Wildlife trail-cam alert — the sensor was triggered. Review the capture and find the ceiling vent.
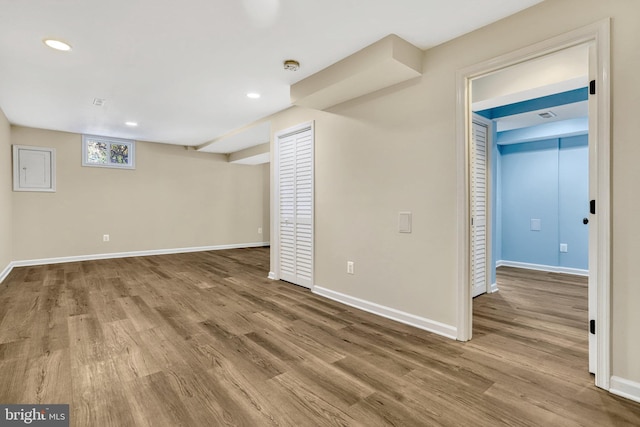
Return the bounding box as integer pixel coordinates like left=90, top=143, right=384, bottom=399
left=93, top=98, right=106, bottom=107
left=538, top=111, right=557, bottom=119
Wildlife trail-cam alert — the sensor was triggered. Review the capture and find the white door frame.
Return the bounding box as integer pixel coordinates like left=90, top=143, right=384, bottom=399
left=269, top=121, right=315, bottom=289
left=455, top=20, right=611, bottom=390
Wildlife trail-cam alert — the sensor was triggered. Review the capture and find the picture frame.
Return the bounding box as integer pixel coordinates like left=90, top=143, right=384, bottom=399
left=82, top=134, right=135, bottom=169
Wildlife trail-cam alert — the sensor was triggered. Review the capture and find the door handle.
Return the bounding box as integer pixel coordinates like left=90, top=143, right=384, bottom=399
left=583, top=218, right=589, bottom=224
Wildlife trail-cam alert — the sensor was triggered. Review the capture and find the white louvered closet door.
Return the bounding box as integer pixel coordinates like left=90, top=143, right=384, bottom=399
left=471, top=120, right=488, bottom=297
left=278, top=126, right=313, bottom=288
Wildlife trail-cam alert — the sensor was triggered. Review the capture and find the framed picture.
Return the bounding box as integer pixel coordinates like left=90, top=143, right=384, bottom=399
left=82, top=134, right=135, bottom=169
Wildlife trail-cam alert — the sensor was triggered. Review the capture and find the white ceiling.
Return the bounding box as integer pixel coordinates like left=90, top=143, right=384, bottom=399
left=0, top=0, right=542, bottom=148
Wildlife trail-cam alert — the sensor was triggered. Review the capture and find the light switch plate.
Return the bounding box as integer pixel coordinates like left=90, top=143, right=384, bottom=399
left=399, top=212, right=412, bottom=233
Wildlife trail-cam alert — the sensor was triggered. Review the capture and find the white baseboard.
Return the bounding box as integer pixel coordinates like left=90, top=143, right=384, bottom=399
left=0, top=262, right=13, bottom=284
left=497, top=260, right=588, bottom=276
left=313, top=285, right=457, bottom=340
left=490, top=282, right=499, bottom=293
left=610, top=376, right=640, bottom=404
left=268, top=271, right=276, bottom=280
left=9, top=242, right=270, bottom=270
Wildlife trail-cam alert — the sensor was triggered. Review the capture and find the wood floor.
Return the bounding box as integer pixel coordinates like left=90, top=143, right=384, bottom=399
left=1, top=248, right=639, bottom=426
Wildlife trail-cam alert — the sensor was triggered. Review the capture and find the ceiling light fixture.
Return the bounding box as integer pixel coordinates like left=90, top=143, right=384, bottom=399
left=247, top=92, right=261, bottom=99
left=283, top=59, right=300, bottom=71
left=43, top=39, right=72, bottom=51
left=125, top=121, right=138, bottom=127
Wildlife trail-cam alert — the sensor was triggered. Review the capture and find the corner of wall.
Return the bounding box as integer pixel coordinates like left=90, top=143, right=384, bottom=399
left=0, top=107, right=12, bottom=281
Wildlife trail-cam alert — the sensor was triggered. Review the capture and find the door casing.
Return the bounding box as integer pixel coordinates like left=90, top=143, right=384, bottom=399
left=455, top=20, right=611, bottom=390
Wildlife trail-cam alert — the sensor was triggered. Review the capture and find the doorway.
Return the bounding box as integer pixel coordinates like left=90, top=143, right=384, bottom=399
left=456, top=20, right=611, bottom=390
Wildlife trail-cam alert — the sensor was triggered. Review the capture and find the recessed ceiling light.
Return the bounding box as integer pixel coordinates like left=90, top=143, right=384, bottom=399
left=247, top=92, right=261, bottom=99
left=43, top=39, right=72, bottom=51
left=125, top=121, right=138, bottom=127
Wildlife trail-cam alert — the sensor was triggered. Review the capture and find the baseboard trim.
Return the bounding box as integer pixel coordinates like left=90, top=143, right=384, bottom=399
left=497, top=260, right=588, bottom=276
left=610, top=376, right=640, bottom=404
left=313, top=285, right=457, bottom=340
left=268, top=271, right=276, bottom=280
left=11, top=242, right=271, bottom=269
left=0, top=262, right=14, bottom=284
left=490, top=282, right=499, bottom=293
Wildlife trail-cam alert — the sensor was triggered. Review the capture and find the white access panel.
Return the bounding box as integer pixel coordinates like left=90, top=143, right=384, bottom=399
left=13, top=145, right=56, bottom=192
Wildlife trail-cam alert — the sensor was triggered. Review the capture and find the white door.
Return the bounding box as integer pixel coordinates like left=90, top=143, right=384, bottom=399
left=277, top=124, right=314, bottom=288
left=471, top=119, right=489, bottom=297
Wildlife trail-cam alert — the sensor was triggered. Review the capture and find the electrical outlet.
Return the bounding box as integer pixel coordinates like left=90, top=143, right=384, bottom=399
left=560, top=243, right=568, bottom=253
left=103, top=234, right=110, bottom=242
left=258, top=227, right=263, bottom=234
left=347, top=261, right=354, bottom=275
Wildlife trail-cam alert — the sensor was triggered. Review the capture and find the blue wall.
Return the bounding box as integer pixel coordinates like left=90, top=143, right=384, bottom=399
left=498, top=134, right=588, bottom=271
left=558, top=136, right=589, bottom=269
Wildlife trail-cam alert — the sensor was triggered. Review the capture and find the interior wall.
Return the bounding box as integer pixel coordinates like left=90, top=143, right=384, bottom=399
left=11, top=126, right=269, bottom=261
left=271, top=99, right=459, bottom=325
left=501, top=139, right=560, bottom=266
left=0, top=108, right=11, bottom=274
left=269, top=0, right=640, bottom=385
left=499, top=135, right=588, bottom=270
left=558, top=135, right=589, bottom=269
left=261, top=162, right=271, bottom=242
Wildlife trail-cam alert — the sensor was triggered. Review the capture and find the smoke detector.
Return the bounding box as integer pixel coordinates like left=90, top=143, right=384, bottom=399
left=283, top=60, right=300, bottom=71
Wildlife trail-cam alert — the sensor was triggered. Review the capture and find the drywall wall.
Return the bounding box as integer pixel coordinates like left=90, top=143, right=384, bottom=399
left=501, top=138, right=561, bottom=268
left=558, top=136, right=589, bottom=269
left=0, top=108, right=11, bottom=276
left=500, top=136, right=588, bottom=270
left=261, top=162, right=270, bottom=242
left=268, top=0, right=640, bottom=385
left=11, top=126, right=269, bottom=261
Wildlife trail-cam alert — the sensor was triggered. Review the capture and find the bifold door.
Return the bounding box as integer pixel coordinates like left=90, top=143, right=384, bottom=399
left=277, top=125, right=313, bottom=288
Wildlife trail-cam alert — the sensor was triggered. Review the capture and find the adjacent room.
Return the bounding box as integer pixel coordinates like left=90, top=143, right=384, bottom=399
left=1, top=0, right=640, bottom=425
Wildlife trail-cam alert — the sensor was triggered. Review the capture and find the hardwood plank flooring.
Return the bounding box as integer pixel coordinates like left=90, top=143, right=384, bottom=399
left=1, top=249, right=639, bottom=426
